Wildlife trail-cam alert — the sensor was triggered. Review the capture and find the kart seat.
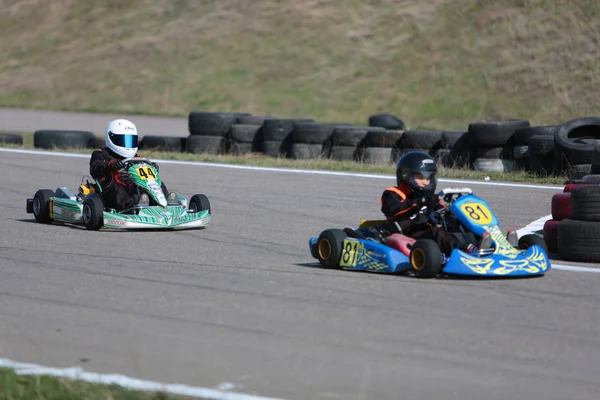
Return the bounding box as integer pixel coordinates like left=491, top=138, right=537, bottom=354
left=385, top=233, right=416, bottom=257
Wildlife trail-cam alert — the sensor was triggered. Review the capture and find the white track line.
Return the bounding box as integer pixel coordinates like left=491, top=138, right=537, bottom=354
left=0, top=148, right=564, bottom=189
left=0, top=358, right=285, bottom=400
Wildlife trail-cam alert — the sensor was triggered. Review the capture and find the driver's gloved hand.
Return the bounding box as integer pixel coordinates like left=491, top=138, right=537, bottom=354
left=150, top=162, right=159, bottom=172
left=108, top=159, right=125, bottom=171
left=428, top=211, right=441, bottom=225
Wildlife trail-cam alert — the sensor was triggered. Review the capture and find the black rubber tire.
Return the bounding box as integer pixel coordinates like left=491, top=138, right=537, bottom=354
left=528, top=135, right=555, bottom=156
left=0, top=133, right=23, bottom=145
left=329, top=145, right=358, bottom=161
left=543, top=219, right=559, bottom=253
left=568, top=164, right=592, bottom=180
left=89, top=136, right=105, bottom=149
left=316, top=229, right=347, bottom=269
left=236, top=115, right=275, bottom=125
left=474, top=145, right=513, bottom=159
left=363, top=147, right=393, bottom=164
left=230, top=124, right=261, bottom=143
left=328, top=127, right=370, bottom=147
left=551, top=193, right=572, bottom=221
left=289, top=143, right=325, bottom=159
left=262, top=140, right=285, bottom=158
left=188, top=112, right=243, bottom=136
left=440, top=131, right=468, bottom=149
left=186, top=135, right=226, bottom=154
left=472, top=158, right=507, bottom=172
left=368, top=113, right=406, bottom=130
left=32, top=189, right=55, bottom=223
left=512, top=145, right=529, bottom=160
left=262, top=119, right=295, bottom=141
left=139, top=135, right=186, bottom=152
left=571, top=186, right=600, bottom=222
left=410, top=238, right=443, bottom=278
left=557, top=218, right=600, bottom=262
left=364, top=130, right=403, bottom=148
left=82, top=193, right=104, bottom=231
left=518, top=234, right=548, bottom=253
left=189, top=194, right=211, bottom=215
left=291, top=122, right=337, bottom=144
left=512, top=125, right=558, bottom=145
left=230, top=142, right=254, bottom=155
left=398, top=130, right=443, bottom=151
left=34, top=130, right=94, bottom=149
left=467, top=120, right=530, bottom=147
left=554, top=117, right=600, bottom=165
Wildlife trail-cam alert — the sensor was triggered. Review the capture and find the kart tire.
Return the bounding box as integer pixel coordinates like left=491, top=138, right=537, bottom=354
left=32, top=189, right=55, bottom=224
left=543, top=219, right=559, bottom=253
left=551, top=193, right=571, bottom=221
left=189, top=194, right=211, bottom=215
left=518, top=234, right=548, bottom=253
left=571, top=185, right=600, bottom=222
left=410, top=238, right=443, bottom=279
left=82, top=193, right=104, bottom=231
left=316, top=229, right=347, bottom=269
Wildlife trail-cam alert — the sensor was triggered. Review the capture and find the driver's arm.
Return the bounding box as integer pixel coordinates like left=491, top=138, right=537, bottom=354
left=89, top=149, right=116, bottom=179
left=381, top=190, right=420, bottom=220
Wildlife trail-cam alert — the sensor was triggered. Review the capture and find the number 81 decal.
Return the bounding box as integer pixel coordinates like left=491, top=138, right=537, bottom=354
left=339, top=239, right=360, bottom=267
left=459, top=203, right=493, bottom=225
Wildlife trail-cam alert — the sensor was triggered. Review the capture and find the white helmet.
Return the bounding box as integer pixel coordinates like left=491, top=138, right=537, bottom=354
left=105, top=119, right=139, bottom=158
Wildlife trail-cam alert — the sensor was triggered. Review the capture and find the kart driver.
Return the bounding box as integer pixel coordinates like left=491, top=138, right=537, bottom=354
left=89, top=119, right=176, bottom=212
left=380, top=151, right=491, bottom=255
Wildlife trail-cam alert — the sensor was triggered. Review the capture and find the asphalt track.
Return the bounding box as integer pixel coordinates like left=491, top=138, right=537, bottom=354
left=1, top=110, right=600, bottom=400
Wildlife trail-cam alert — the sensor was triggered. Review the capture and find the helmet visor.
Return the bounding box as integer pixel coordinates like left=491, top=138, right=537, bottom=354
left=109, top=132, right=138, bottom=148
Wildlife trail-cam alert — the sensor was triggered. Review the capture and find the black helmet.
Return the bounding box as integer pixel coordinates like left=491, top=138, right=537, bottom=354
left=396, top=151, right=437, bottom=195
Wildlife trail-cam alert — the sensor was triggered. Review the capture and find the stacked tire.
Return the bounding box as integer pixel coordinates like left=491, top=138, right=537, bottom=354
left=187, top=111, right=250, bottom=155
left=557, top=185, right=600, bottom=262
left=543, top=189, right=573, bottom=252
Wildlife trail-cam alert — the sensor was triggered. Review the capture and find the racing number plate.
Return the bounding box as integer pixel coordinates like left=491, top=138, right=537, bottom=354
left=136, top=166, right=157, bottom=180
left=339, top=239, right=360, bottom=267
left=460, top=202, right=493, bottom=225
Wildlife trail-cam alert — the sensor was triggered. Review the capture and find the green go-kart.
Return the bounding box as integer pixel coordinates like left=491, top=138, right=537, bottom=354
left=26, top=157, right=211, bottom=230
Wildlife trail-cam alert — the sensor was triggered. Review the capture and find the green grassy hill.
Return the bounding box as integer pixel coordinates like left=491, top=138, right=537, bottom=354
left=1, top=0, right=599, bottom=129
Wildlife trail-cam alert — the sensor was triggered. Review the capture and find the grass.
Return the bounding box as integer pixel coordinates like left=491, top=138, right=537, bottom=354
left=0, top=368, right=185, bottom=400
left=0, top=1, right=599, bottom=130
left=1, top=131, right=567, bottom=185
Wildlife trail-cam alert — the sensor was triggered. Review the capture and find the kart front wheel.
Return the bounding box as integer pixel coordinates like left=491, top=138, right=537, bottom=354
left=410, top=239, right=443, bottom=278
left=518, top=234, right=548, bottom=253
left=189, top=194, right=211, bottom=215
left=82, top=193, right=104, bottom=231
left=317, top=229, right=347, bottom=269
left=33, top=189, right=55, bottom=223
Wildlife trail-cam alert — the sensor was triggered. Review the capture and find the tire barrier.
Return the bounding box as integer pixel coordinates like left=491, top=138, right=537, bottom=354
left=22, top=112, right=600, bottom=179
left=0, top=132, right=23, bottom=145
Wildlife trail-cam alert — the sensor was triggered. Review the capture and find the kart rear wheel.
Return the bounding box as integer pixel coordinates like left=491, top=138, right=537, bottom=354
left=317, top=229, right=347, bottom=269
left=189, top=194, right=211, bottom=214
left=410, top=239, right=443, bottom=278
left=518, top=234, right=548, bottom=253
left=82, top=193, right=104, bottom=231
left=32, top=189, right=55, bottom=223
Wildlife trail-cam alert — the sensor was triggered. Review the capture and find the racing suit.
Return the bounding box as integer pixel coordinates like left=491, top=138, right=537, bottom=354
left=89, top=147, right=168, bottom=212
left=381, top=183, right=469, bottom=255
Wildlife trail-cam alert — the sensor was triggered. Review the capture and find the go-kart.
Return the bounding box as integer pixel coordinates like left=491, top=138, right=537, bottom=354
left=26, top=157, right=211, bottom=230
left=309, top=188, right=550, bottom=278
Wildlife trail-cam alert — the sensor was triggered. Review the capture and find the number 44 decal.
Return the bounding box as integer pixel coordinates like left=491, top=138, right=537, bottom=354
left=136, top=166, right=157, bottom=180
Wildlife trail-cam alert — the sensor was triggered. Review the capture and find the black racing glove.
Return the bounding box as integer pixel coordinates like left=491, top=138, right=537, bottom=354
left=150, top=162, right=159, bottom=172
left=108, top=159, right=125, bottom=171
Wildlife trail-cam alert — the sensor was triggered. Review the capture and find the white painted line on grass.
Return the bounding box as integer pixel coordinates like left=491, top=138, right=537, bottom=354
left=0, top=358, right=285, bottom=400
left=0, top=148, right=564, bottom=190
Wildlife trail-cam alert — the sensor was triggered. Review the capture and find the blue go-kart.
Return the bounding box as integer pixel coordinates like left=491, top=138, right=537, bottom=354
left=309, top=188, right=551, bottom=278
